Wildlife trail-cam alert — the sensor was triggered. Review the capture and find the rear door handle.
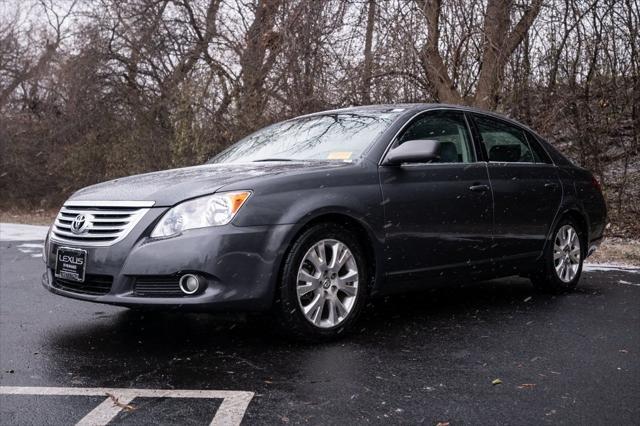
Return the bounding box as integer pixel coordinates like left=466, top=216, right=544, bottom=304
left=544, top=182, right=558, bottom=189
left=469, top=184, right=490, bottom=192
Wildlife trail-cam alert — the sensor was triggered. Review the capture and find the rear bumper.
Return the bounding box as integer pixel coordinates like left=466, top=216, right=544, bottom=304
left=43, top=221, right=295, bottom=311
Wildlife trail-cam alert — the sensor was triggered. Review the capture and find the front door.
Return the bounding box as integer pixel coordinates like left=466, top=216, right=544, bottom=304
left=379, top=110, right=493, bottom=281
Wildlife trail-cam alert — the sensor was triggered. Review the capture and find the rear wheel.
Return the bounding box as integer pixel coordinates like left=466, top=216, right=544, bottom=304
left=276, top=223, right=369, bottom=340
left=531, top=218, right=584, bottom=293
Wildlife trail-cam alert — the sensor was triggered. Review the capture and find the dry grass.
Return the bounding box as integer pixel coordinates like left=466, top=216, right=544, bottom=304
left=0, top=208, right=638, bottom=266
left=589, top=237, right=640, bottom=266
left=0, top=209, right=58, bottom=226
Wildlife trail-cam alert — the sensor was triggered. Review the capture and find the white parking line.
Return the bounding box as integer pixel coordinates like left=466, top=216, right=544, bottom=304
left=0, top=386, right=254, bottom=425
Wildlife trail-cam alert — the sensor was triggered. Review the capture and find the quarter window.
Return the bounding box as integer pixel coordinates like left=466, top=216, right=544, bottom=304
left=396, top=111, right=474, bottom=163
left=524, top=131, right=552, bottom=164
left=474, top=115, right=535, bottom=163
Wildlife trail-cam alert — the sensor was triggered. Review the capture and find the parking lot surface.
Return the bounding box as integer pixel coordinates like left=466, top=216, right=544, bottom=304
left=1, top=240, right=639, bottom=424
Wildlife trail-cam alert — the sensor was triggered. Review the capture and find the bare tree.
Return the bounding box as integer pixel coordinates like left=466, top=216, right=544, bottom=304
left=1, top=0, right=638, bottom=236
left=0, top=0, right=77, bottom=108
left=418, top=0, right=543, bottom=108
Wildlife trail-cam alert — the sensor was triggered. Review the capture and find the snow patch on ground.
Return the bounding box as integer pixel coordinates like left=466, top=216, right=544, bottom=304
left=0, top=223, right=49, bottom=241
left=583, top=263, right=640, bottom=273
left=17, top=243, right=43, bottom=258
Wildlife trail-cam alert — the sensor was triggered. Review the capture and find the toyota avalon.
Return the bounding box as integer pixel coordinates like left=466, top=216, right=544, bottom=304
left=43, top=104, right=607, bottom=339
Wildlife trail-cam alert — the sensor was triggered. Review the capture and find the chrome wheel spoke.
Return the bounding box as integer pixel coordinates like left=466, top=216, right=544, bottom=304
left=298, top=269, right=319, bottom=283
left=304, top=294, right=325, bottom=325
left=338, top=282, right=357, bottom=297
left=297, top=270, right=321, bottom=297
left=297, top=281, right=319, bottom=298
left=569, top=248, right=581, bottom=263
left=334, top=297, right=349, bottom=317
left=307, top=248, right=324, bottom=270
left=339, top=269, right=358, bottom=283
left=553, top=249, right=563, bottom=261
left=326, top=242, right=342, bottom=269
left=336, top=249, right=352, bottom=270
left=327, top=299, right=337, bottom=324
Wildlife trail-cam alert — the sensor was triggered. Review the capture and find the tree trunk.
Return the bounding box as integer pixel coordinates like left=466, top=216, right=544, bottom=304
left=361, top=0, right=376, bottom=105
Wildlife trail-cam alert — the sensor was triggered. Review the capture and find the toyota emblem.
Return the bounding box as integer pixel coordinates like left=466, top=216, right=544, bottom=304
left=70, top=214, right=92, bottom=234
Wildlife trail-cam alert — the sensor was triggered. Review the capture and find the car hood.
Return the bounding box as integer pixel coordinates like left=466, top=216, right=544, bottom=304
left=68, top=161, right=345, bottom=206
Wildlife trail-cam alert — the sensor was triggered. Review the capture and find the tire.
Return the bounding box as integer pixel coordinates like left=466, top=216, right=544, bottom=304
left=531, top=217, right=585, bottom=293
left=275, top=222, right=369, bottom=340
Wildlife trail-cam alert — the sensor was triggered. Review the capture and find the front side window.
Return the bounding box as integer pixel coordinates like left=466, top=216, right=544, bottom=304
left=473, top=115, right=535, bottom=163
left=395, top=110, right=474, bottom=163
left=211, top=110, right=402, bottom=163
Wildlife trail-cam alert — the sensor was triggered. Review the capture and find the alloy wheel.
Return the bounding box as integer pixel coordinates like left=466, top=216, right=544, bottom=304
left=553, top=224, right=581, bottom=283
left=296, top=239, right=359, bottom=328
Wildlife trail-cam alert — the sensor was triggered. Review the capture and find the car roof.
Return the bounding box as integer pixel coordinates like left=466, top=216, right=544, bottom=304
left=310, top=103, right=518, bottom=122
left=307, top=103, right=543, bottom=137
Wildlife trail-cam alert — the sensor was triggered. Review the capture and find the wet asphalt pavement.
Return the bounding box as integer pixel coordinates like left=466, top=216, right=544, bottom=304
left=1, top=241, right=639, bottom=425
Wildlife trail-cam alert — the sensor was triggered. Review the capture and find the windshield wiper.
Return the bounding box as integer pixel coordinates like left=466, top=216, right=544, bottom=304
left=252, top=158, right=294, bottom=162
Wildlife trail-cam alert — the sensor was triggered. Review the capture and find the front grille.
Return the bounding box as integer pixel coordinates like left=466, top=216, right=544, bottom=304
left=51, top=201, right=154, bottom=246
left=134, top=276, right=185, bottom=297
left=52, top=274, right=113, bottom=296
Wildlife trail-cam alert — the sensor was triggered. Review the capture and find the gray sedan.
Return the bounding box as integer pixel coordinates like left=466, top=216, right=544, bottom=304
left=43, top=104, right=607, bottom=339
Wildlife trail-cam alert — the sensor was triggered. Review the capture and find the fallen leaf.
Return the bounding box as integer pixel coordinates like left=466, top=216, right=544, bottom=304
left=619, top=349, right=628, bottom=354
left=105, top=392, right=136, bottom=412
left=492, top=378, right=502, bottom=385
left=436, top=422, right=450, bottom=426
left=524, top=296, right=532, bottom=302
left=517, top=383, right=536, bottom=389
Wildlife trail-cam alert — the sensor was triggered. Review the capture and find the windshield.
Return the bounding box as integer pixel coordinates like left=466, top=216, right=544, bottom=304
left=210, top=110, right=402, bottom=163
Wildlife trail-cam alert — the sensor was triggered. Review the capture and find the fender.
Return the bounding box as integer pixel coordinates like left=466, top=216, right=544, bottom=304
left=540, top=200, right=590, bottom=260
left=279, top=205, right=386, bottom=290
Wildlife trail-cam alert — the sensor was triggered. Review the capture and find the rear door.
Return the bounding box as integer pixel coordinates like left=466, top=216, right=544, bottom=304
left=470, top=114, right=562, bottom=262
left=379, top=109, right=493, bottom=281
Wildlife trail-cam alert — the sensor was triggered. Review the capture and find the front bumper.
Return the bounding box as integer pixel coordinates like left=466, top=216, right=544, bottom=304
left=43, top=209, right=294, bottom=311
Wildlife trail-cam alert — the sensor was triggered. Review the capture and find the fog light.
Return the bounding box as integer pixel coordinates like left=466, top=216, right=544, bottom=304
left=179, top=274, right=200, bottom=295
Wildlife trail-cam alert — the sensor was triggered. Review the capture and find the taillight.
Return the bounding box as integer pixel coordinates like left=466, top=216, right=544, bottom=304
left=591, top=174, right=602, bottom=192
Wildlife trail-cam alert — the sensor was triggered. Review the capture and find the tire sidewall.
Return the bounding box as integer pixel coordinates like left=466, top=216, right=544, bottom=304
left=278, top=223, right=369, bottom=339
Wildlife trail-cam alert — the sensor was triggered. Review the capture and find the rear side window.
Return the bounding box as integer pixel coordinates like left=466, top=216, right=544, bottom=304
left=396, top=110, right=474, bottom=163
left=473, top=115, right=535, bottom=163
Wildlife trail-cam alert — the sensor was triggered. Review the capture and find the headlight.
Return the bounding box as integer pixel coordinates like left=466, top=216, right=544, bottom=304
left=151, top=191, right=251, bottom=238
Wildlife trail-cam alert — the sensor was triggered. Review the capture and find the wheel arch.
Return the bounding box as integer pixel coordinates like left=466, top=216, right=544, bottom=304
left=276, top=210, right=383, bottom=298
left=545, top=206, right=591, bottom=258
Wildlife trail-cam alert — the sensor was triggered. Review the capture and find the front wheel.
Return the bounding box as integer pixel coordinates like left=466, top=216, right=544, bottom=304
left=276, top=223, right=369, bottom=340
left=531, top=218, right=584, bottom=293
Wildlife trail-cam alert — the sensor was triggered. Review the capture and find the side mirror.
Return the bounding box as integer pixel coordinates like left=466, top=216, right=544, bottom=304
left=382, top=139, right=441, bottom=166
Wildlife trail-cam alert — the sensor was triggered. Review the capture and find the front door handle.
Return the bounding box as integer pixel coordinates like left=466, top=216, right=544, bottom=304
left=469, top=184, right=490, bottom=192
left=544, top=182, right=559, bottom=189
